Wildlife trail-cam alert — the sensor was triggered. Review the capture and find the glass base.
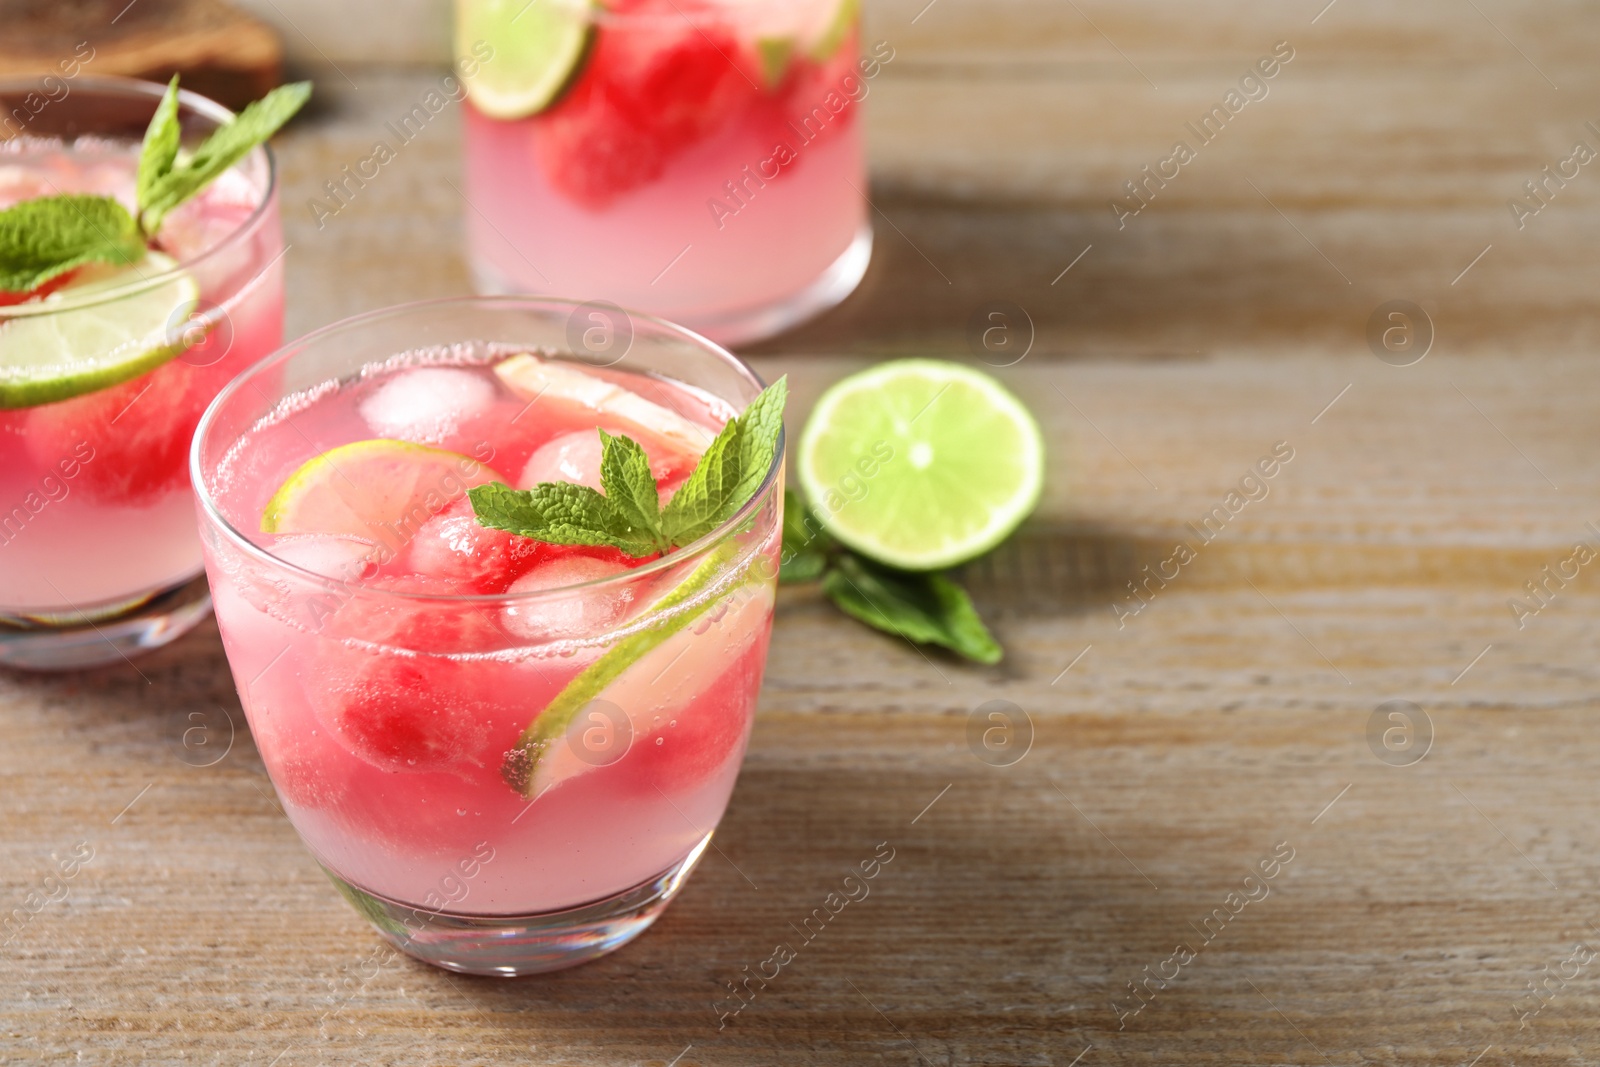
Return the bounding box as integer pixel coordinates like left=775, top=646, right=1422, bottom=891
left=325, top=832, right=714, bottom=977
left=469, top=224, right=873, bottom=348
left=0, top=574, right=212, bottom=671
left=692, top=223, right=873, bottom=346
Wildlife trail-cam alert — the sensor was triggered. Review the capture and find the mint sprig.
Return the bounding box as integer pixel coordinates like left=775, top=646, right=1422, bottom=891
left=137, top=77, right=312, bottom=235
left=0, top=195, right=144, bottom=292
left=780, top=488, right=1003, bottom=665
left=824, top=555, right=1001, bottom=664
left=0, top=75, right=309, bottom=294
left=470, top=377, right=788, bottom=554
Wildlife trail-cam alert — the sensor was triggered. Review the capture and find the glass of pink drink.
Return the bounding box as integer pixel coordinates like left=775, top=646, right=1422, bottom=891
left=458, top=0, right=875, bottom=344
left=0, top=77, right=284, bottom=669
left=193, top=297, right=781, bottom=975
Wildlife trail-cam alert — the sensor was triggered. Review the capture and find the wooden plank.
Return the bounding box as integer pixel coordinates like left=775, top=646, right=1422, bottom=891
left=242, top=0, right=1597, bottom=72
left=5, top=659, right=1600, bottom=1064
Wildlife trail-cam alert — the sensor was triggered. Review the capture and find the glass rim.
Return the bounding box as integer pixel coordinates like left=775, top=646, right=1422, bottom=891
left=0, top=74, right=278, bottom=319
left=190, top=294, right=784, bottom=606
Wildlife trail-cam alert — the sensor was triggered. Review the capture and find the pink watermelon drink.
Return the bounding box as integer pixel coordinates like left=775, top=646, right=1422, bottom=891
left=193, top=298, right=783, bottom=975
left=458, top=0, right=873, bottom=344
left=0, top=77, right=303, bottom=669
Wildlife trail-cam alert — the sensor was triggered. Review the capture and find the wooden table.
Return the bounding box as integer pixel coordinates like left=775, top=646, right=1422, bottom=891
left=7, top=1, right=1600, bottom=1063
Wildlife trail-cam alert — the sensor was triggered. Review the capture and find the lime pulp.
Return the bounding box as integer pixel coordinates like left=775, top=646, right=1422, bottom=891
left=0, top=252, right=200, bottom=410
left=796, top=359, right=1045, bottom=570
left=456, top=0, right=594, bottom=120
left=261, top=439, right=500, bottom=549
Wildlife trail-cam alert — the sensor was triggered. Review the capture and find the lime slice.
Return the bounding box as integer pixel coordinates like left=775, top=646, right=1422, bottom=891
left=262, top=439, right=501, bottom=553
left=756, top=35, right=795, bottom=88
left=0, top=252, right=199, bottom=410
left=494, top=353, right=714, bottom=456
left=457, top=0, right=594, bottom=120
left=700, top=0, right=854, bottom=64
left=502, top=539, right=750, bottom=798
left=518, top=563, right=773, bottom=798
left=797, top=360, right=1044, bottom=570
left=806, top=0, right=858, bottom=60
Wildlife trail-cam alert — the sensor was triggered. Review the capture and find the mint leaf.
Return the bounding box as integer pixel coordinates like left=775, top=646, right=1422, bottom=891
left=137, top=76, right=182, bottom=211
left=659, top=376, right=787, bottom=546
left=781, top=548, right=829, bottom=583
left=779, top=488, right=832, bottom=582
left=598, top=429, right=667, bottom=552
left=660, top=417, right=742, bottom=546
left=468, top=480, right=658, bottom=557
left=0, top=195, right=144, bottom=293
left=140, top=80, right=311, bottom=234
left=779, top=485, right=1006, bottom=662
left=822, top=553, right=1002, bottom=664
left=472, top=376, right=788, bottom=555
left=731, top=375, right=787, bottom=506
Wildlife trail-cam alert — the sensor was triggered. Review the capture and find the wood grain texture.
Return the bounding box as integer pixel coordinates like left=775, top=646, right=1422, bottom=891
left=7, top=1, right=1600, bottom=1063
left=0, top=0, right=283, bottom=110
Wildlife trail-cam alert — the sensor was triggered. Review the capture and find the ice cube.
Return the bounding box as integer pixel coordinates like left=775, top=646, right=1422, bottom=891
left=518, top=429, right=696, bottom=493
left=247, top=534, right=379, bottom=631
left=501, top=556, right=633, bottom=641
left=359, top=367, right=495, bottom=445
left=519, top=430, right=605, bottom=490
left=270, top=534, right=379, bottom=581
left=403, top=497, right=543, bottom=592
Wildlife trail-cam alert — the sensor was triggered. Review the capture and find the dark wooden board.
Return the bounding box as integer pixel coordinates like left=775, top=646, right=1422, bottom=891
left=0, top=0, right=282, bottom=111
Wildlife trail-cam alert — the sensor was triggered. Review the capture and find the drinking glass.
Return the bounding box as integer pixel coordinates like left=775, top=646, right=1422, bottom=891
left=192, top=297, right=781, bottom=975
left=457, top=0, right=873, bottom=344
left=0, top=77, right=284, bottom=669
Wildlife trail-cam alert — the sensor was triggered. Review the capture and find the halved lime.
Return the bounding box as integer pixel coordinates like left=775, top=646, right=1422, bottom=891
left=0, top=252, right=199, bottom=410
left=262, top=439, right=500, bottom=553
left=457, top=0, right=594, bottom=120
left=797, top=360, right=1044, bottom=570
